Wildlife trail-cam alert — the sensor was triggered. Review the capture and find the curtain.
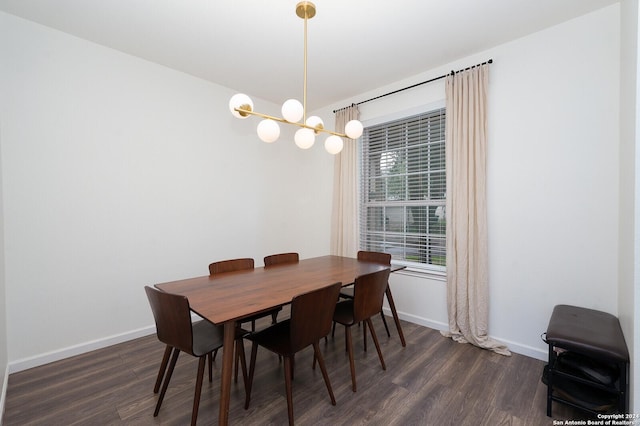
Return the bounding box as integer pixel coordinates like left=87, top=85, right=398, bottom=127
left=442, top=65, right=510, bottom=356
left=330, top=105, right=360, bottom=257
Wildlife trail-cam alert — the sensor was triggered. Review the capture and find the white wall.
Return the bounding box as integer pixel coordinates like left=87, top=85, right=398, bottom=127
left=0, top=11, right=335, bottom=368
left=317, top=4, right=622, bottom=360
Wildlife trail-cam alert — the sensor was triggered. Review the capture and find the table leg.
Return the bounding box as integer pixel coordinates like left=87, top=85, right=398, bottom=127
left=219, top=321, right=236, bottom=426
left=385, top=285, right=406, bottom=347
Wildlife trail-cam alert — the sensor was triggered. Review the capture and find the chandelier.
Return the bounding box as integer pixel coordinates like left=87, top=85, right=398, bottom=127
left=228, top=1, right=363, bottom=155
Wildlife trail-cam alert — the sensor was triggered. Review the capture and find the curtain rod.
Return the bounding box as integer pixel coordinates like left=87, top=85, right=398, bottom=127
left=333, top=59, right=493, bottom=113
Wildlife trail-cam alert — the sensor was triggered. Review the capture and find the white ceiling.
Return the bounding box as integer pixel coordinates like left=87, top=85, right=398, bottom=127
left=0, top=0, right=620, bottom=110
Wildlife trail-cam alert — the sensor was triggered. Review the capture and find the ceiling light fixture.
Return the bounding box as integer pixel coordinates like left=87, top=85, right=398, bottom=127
left=228, top=1, right=363, bottom=155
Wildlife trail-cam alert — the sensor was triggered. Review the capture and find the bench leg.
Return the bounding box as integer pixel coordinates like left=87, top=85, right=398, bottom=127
left=546, top=343, right=554, bottom=417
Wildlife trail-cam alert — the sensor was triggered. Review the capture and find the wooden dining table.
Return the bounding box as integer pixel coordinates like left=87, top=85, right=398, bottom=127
left=154, top=255, right=394, bottom=425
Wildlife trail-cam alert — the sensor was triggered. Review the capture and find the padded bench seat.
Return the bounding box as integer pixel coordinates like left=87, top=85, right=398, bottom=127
left=545, top=304, right=629, bottom=416
left=546, top=305, right=629, bottom=363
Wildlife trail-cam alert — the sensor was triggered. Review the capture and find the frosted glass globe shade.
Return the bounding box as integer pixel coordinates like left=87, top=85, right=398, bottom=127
left=324, top=135, right=344, bottom=154
left=294, top=128, right=315, bottom=149
left=257, top=119, right=280, bottom=143
left=345, top=119, right=364, bottom=139
left=282, top=99, right=304, bottom=123
left=305, top=115, right=324, bottom=129
left=229, top=93, right=253, bottom=119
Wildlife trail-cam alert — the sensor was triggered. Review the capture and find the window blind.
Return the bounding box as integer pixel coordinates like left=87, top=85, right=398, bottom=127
left=360, top=108, right=446, bottom=269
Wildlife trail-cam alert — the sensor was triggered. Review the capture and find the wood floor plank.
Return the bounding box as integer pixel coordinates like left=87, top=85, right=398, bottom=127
left=3, top=317, right=588, bottom=425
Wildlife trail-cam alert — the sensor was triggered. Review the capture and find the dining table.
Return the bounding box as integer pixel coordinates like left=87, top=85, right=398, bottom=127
left=154, top=255, right=401, bottom=425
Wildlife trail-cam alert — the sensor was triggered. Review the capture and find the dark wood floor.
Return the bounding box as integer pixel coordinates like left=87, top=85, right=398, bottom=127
left=4, top=314, right=586, bottom=425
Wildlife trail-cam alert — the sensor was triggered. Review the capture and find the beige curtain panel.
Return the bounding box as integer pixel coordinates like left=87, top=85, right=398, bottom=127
left=330, top=105, right=360, bottom=257
left=442, top=65, right=510, bottom=356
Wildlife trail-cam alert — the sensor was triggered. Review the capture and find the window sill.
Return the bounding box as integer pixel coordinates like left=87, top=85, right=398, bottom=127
left=391, top=263, right=446, bottom=282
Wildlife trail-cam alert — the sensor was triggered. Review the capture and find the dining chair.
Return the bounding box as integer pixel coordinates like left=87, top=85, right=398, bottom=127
left=209, top=258, right=282, bottom=332
left=244, top=282, right=342, bottom=426
left=336, top=251, right=392, bottom=338
left=144, top=286, right=248, bottom=426
left=208, top=258, right=282, bottom=381
left=151, top=295, right=219, bottom=396
left=332, top=268, right=391, bottom=392
left=149, top=287, right=215, bottom=396
left=263, top=252, right=299, bottom=267
left=208, top=257, right=254, bottom=274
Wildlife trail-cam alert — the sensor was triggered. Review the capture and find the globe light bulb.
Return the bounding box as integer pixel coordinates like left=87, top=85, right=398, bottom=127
left=305, top=115, right=324, bottom=131
left=345, top=119, right=364, bottom=139
left=324, top=135, right=344, bottom=154
left=228, top=93, right=253, bottom=119
left=281, top=99, right=304, bottom=123
left=294, top=128, right=315, bottom=149
left=257, top=119, right=280, bottom=143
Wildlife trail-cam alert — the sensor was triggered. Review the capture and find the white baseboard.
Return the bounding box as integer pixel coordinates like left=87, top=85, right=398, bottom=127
left=7, top=325, right=156, bottom=374
left=495, top=337, right=547, bottom=361
left=384, top=307, right=449, bottom=332
left=382, top=308, right=548, bottom=361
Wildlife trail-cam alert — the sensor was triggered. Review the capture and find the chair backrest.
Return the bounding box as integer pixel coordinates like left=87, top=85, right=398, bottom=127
left=264, top=252, right=299, bottom=267
left=145, top=286, right=194, bottom=355
left=353, top=269, right=391, bottom=323
left=357, top=250, right=391, bottom=266
left=209, top=258, right=254, bottom=275
left=289, top=282, right=342, bottom=352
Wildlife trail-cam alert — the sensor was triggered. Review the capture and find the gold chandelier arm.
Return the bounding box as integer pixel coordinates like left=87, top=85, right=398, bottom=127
left=234, top=107, right=349, bottom=138
left=234, top=108, right=289, bottom=123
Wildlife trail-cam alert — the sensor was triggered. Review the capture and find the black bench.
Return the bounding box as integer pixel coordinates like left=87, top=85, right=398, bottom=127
left=545, top=304, right=629, bottom=416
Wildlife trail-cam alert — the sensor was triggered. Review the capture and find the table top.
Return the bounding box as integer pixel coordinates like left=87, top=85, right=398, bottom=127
left=155, top=255, right=389, bottom=325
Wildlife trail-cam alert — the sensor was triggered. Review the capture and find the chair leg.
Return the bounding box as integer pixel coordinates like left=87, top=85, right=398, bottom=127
left=385, top=284, right=406, bottom=346
left=345, top=326, right=356, bottom=392
left=313, top=342, right=336, bottom=406
left=363, top=321, right=367, bottom=352
left=234, top=343, right=240, bottom=383
left=245, top=341, right=259, bottom=410
left=208, top=352, right=213, bottom=382
left=236, top=338, right=249, bottom=392
left=344, top=326, right=349, bottom=353
left=366, top=318, right=386, bottom=370
left=154, top=345, right=172, bottom=393
left=191, top=356, right=206, bottom=426
left=155, top=348, right=180, bottom=416
left=283, top=356, right=295, bottom=426
left=291, top=354, right=295, bottom=381
left=212, top=348, right=218, bottom=362
left=380, top=311, right=391, bottom=337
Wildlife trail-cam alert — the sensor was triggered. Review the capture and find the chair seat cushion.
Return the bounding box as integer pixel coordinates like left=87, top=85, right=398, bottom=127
left=247, top=320, right=293, bottom=355
left=333, top=300, right=356, bottom=326
left=192, top=320, right=224, bottom=356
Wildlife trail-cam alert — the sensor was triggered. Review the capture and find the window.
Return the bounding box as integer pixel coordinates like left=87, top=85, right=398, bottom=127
left=360, top=107, right=446, bottom=272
